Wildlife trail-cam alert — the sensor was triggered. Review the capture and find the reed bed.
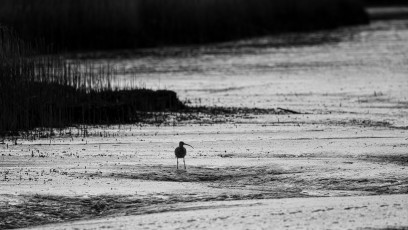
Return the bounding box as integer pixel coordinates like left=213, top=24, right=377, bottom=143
left=0, top=0, right=368, bottom=50
left=0, top=27, right=184, bottom=136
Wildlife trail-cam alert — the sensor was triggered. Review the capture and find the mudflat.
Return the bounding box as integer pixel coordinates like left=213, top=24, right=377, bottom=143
left=1, top=18, right=408, bottom=229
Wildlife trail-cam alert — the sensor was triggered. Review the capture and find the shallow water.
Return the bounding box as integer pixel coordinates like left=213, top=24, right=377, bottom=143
left=80, top=19, right=408, bottom=127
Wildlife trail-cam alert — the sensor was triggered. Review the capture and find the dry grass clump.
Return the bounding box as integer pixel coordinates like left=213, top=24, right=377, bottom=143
left=0, top=0, right=368, bottom=50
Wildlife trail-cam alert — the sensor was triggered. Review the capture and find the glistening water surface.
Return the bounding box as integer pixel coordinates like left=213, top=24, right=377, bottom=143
left=80, top=19, right=408, bottom=125
left=77, top=19, right=408, bottom=128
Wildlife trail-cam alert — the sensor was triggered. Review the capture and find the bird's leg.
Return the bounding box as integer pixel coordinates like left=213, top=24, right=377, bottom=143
left=183, top=158, right=186, bottom=169
left=177, top=158, right=179, bottom=169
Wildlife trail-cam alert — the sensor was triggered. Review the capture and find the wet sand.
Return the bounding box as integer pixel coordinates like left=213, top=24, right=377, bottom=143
left=28, top=194, right=408, bottom=230
left=1, top=17, right=408, bottom=229
left=1, top=116, right=407, bottom=229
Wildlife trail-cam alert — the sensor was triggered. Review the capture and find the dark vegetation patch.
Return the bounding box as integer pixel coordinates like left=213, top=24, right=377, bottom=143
left=0, top=80, right=185, bottom=136
left=0, top=0, right=368, bottom=50
left=0, top=27, right=185, bottom=137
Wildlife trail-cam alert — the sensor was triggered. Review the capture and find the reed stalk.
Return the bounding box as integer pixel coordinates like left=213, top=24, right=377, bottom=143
left=0, top=27, right=184, bottom=136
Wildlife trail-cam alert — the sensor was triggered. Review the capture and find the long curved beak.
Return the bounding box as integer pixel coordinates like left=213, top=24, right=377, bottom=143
left=184, top=143, right=194, bottom=149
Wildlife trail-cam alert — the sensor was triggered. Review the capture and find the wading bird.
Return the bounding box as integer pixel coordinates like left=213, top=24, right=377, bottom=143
left=175, top=141, right=194, bottom=169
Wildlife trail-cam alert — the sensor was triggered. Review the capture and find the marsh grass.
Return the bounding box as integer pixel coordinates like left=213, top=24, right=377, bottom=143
left=0, top=27, right=185, bottom=136
left=0, top=0, right=368, bottom=50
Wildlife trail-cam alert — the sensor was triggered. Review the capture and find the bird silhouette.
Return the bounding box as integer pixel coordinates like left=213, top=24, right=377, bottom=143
left=175, top=141, right=194, bottom=169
